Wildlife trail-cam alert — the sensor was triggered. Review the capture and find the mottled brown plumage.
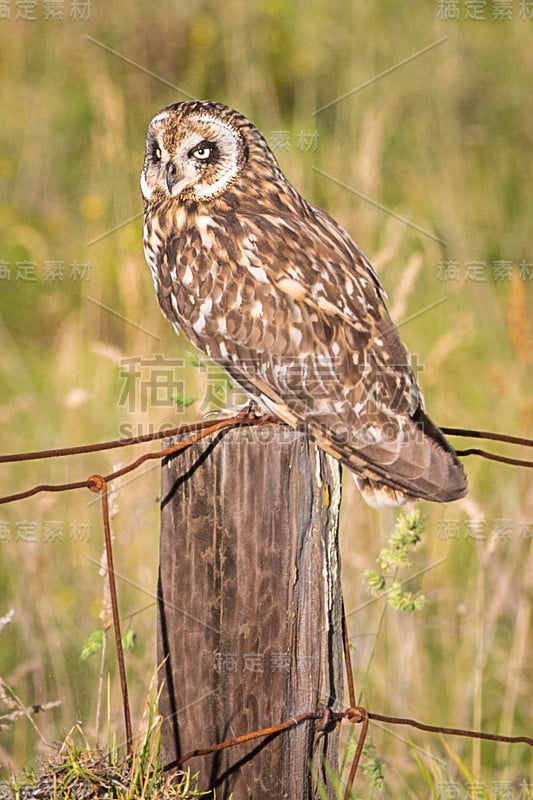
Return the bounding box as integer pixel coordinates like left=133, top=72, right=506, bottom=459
left=141, top=100, right=467, bottom=506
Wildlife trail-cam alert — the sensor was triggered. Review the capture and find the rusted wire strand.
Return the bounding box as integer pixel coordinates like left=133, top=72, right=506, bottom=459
left=97, top=416, right=263, bottom=484
left=442, top=426, right=533, bottom=468
left=174, top=710, right=323, bottom=768
left=89, top=475, right=133, bottom=754
left=164, top=704, right=532, bottom=778
left=2, top=421, right=533, bottom=506
left=366, top=711, right=533, bottom=745
left=342, top=600, right=362, bottom=798
left=170, top=640, right=529, bottom=790
left=342, top=598, right=356, bottom=710
left=0, top=417, right=268, bottom=506
left=344, top=709, right=369, bottom=800
left=453, top=448, right=533, bottom=469
left=341, top=599, right=533, bottom=793
left=1, top=423, right=533, bottom=467
left=0, top=417, right=235, bottom=464
left=0, top=479, right=94, bottom=506
left=2, top=416, right=533, bottom=787
left=441, top=427, right=533, bottom=448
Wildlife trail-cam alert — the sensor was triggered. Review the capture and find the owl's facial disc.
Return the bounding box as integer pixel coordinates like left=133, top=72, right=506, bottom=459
left=141, top=110, right=246, bottom=202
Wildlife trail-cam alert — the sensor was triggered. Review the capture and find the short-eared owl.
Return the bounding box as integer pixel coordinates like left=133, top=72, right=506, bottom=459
left=141, top=100, right=467, bottom=506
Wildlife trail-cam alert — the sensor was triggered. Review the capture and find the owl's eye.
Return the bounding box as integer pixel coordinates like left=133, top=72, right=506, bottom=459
left=151, top=141, right=162, bottom=163
left=189, top=141, right=216, bottom=162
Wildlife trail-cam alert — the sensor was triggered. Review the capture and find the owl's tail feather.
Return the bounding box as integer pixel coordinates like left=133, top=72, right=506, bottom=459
left=323, top=406, right=468, bottom=507
left=229, top=374, right=467, bottom=506
left=354, top=476, right=412, bottom=508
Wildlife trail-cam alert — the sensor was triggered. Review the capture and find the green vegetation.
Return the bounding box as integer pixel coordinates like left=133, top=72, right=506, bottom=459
left=365, top=509, right=427, bottom=612
left=0, top=2, right=532, bottom=796
left=1, top=712, right=215, bottom=799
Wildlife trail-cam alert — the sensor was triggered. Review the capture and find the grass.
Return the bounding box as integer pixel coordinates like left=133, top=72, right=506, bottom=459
left=0, top=1, right=532, bottom=796
left=0, top=713, right=214, bottom=799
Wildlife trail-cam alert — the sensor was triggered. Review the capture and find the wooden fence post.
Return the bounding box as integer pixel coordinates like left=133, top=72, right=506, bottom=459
left=157, top=423, right=344, bottom=799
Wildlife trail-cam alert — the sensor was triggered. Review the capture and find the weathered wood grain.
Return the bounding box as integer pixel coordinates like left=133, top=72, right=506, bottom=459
left=157, top=424, right=343, bottom=799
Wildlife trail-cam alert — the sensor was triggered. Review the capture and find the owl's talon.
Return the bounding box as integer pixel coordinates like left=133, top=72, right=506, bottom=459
left=200, top=407, right=241, bottom=421
left=235, top=400, right=262, bottom=420
left=200, top=401, right=266, bottom=423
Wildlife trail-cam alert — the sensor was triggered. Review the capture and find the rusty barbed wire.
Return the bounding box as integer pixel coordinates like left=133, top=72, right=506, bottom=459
left=453, top=448, right=533, bottom=469
left=163, top=703, right=532, bottom=794
left=0, top=415, right=271, bottom=506
left=1, top=422, right=532, bottom=476
left=342, top=599, right=357, bottom=709
left=1, top=422, right=532, bottom=507
left=344, top=707, right=369, bottom=800
left=175, top=710, right=323, bottom=767
left=341, top=598, right=363, bottom=798
left=88, top=474, right=133, bottom=755
left=0, top=418, right=237, bottom=465
left=363, top=711, right=533, bottom=746
left=161, top=566, right=533, bottom=796
left=442, top=426, right=533, bottom=469
left=2, top=418, right=533, bottom=794
left=0, top=415, right=267, bottom=765
left=441, top=426, right=533, bottom=448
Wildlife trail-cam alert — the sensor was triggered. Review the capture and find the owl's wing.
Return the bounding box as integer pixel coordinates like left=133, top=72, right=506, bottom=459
left=161, top=204, right=467, bottom=505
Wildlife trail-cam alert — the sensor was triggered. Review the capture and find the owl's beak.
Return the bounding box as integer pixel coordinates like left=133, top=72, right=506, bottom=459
left=165, top=161, right=194, bottom=197
left=165, top=162, right=179, bottom=193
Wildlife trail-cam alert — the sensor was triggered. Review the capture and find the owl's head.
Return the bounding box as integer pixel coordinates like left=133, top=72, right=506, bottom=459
left=141, top=101, right=280, bottom=205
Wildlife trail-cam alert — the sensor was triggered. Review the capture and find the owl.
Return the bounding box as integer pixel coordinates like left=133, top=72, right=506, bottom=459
left=140, top=101, right=467, bottom=507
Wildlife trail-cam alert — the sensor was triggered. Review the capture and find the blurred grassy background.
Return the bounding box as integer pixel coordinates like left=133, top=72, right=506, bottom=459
left=0, top=1, right=532, bottom=796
